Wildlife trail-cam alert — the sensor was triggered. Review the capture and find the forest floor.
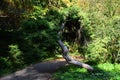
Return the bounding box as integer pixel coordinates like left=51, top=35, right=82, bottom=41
left=0, top=58, right=68, bottom=80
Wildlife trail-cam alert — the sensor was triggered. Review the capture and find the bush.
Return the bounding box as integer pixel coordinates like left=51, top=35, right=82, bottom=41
left=78, top=0, right=120, bottom=63
left=20, top=6, right=60, bottom=64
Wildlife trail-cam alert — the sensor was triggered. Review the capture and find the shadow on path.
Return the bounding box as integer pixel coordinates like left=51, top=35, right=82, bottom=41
left=0, top=60, right=67, bottom=80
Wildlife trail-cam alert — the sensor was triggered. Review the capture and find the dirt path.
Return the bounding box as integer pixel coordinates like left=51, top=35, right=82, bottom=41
left=0, top=59, right=67, bottom=80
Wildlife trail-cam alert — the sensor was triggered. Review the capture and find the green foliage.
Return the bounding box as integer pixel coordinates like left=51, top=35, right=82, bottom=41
left=8, top=44, right=24, bottom=68
left=78, top=0, right=120, bottom=63
left=9, top=45, right=22, bottom=59
left=54, top=63, right=120, bottom=80
left=0, top=1, right=63, bottom=76
left=86, top=37, right=109, bottom=63
left=0, top=0, right=120, bottom=77
left=0, top=44, right=24, bottom=76
left=85, top=15, right=120, bottom=63
left=0, top=57, right=11, bottom=77
left=20, top=6, right=60, bottom=64
left=0, top=57, right=11, bottom=71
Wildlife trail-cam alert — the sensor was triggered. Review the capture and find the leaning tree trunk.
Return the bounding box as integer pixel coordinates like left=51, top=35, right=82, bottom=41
left=58, top=23, right=93, bottom=71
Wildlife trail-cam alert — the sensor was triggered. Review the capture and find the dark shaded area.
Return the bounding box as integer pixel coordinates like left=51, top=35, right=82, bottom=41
left=88, top=67, right=112, bottom=80
left=0, top=31, right=21, bottom=55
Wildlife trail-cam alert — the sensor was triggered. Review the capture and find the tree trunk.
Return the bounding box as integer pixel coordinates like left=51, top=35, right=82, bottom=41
left=58, top=23, right=93, bottom=71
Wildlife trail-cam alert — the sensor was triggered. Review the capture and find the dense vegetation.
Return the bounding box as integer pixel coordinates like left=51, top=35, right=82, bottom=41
left=0, top=0, right=120, bottom=78
left=54, top=63, right=120, bottom=80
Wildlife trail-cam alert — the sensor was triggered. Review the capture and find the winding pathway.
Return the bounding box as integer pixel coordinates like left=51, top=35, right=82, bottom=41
left=0, top=59, right=67, bottom=80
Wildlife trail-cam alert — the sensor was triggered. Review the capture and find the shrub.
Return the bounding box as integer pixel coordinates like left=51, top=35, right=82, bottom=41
left=78, top=0, right=120, bottom=63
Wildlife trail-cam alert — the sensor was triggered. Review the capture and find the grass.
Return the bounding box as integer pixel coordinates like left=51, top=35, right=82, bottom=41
left=53, top=63, right=120, bottom=80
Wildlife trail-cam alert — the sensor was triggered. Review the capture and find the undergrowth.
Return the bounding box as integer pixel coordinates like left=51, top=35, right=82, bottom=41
left=53, top=63, right=120, bottom=80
